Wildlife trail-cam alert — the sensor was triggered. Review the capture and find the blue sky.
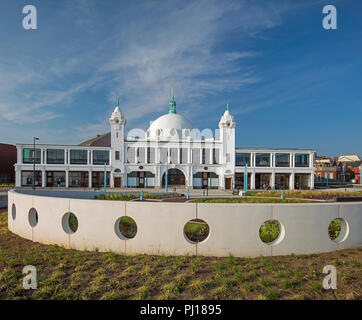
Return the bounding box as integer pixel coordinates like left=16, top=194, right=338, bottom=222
left=0, top=0, right=361, bottom=157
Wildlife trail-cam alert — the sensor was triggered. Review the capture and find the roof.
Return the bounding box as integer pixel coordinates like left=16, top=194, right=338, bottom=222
left=147, top=113, right=194, bottom=139
left=235, top=147, right=315, bottom=152
left=78, top=132, right=111, bottom=147
left=338, top=155, right=361, bottom=162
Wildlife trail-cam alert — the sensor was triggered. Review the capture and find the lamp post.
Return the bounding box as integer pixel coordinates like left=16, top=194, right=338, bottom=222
left=244, top=164, right=248, bottom=194
left=33, top=137, right=39, bottom=190
left=104, top=162, right=107, bottom=193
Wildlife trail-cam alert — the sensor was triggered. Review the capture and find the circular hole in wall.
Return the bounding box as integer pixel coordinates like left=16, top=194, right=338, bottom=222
left=62, top=212, right=78, bottom=234
left=28, top=208, right=38, bottom=228
left=11, top=204, right=16, bottom=220
left=259, top=220, right=284, bottom=245
left=328, top=218, right=349, bottom=243
left=115, top=216, right=137, bottom=240
left=184, top=219, right=210, bottom=243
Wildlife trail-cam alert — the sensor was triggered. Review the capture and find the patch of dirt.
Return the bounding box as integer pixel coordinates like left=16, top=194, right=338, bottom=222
left=0, top=211, right=361, bottom=300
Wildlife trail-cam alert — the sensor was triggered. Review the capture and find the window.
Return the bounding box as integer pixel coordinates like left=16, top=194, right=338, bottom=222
left=235, top=153, right=250, bottom=166
left=93, top=150, right=109, bottom=165
left=147, top=147, right=155, bottom=163
left=115, top=151, right=120, bottom=160
left=192, top=148, right=200, bottom=164
left=255, top=153, right=270, bottom=167
left=275, top=153, right=290, bottom=167
left=295, top=154, right=310, bottom=167
left=21, top=171, right=42, bottom=186
left=47, top=149, right=65, bottom=164
left=70, top=150, right=88, bottom=165
left=202, top=149, right=206, bottom=164
left=213, top=149, right=219, bottom=164
left=23, top=148, right=41, bottom=164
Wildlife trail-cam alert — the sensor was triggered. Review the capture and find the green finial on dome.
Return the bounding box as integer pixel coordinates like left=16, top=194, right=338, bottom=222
left=169, top=84, right=176, bottom=114
left=226, top=103, right=229, bottom=111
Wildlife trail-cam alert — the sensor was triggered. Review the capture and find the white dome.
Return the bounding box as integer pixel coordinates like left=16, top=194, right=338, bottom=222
left=147, top=113, right=194, bottom=139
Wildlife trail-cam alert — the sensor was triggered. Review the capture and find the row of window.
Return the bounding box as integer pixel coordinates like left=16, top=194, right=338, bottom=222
left=126, top=147, right=220, bottom=165
left=235, top=153, right=310, bottom=168
left=21, top=171, right=111, bottom=187
left=23, top=149, right=109, bottom=165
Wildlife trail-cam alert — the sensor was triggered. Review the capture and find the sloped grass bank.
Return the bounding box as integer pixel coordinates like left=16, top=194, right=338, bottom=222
left=0, top=211, right=360, bottom=300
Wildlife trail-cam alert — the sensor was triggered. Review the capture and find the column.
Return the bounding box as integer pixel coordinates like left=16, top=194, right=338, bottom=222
left=310, top=173, right=314, bottom=190
left=17, top=147, right=23, bottom=164
left=88, top=170, right=92, bottom=188
left=167, top=147, right=171, bottom=163
left=271, top=172, right=275, bottom=190
left=177, top=147, right=180, bottom=164
left=41, top=149, right=44, bottom=164
left=110, top=172, right=114, bottom=188
left=289, top=172, right=295, bottom=190
left=42, top=169, right=46, bottom=187
left=15, top=168, right=21, bottom=187
left=44, top=149, right=47, bottom=164
left=251, top=171, right=256, bottom=190
left=65, top=169, right=69, bottom=188
left=188, top=148, right=192, bottom=164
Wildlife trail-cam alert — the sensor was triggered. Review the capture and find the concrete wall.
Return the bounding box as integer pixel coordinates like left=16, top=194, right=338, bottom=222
left=7, top=190, right=362, bottom=257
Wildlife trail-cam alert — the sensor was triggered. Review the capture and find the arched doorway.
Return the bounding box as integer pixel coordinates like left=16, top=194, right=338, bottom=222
left=114, top=169, right=122, bottom=188
left=162, top=168, right=186, bottom=187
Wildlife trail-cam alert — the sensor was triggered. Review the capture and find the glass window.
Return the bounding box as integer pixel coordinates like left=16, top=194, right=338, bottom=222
left=70, top=150, right=88, bottom=165
left=295, top=154, right=310, bottom=167
left=21, top=171, right=42, bottom=186
left=213, top=149, right=219, bottom=164
left=93, top=150, right=109, bottom=165
left=47, top=149, right=65, bottom=164
left=23, top=148, right=41, bottom=163
left=255, top=153, right=270, bottom=167
left=69, top=171, right=89, bottom=187
left=275, top=153, right=290, bottom=167
left=235, top=153, right=251, bottom=166
left=115, top=151, right=120, bottom=161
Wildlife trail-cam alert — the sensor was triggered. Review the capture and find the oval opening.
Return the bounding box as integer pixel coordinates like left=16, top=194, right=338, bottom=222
left=28, top=208, right=38, bottom=228
left=115, top=216, right=137, bottom=240
left=11, top=204, right=16, bottom=220
left=184, top=219, right=210, bottom=243
left=259, top=220, right=284, bottom=245
left=328, top=218, right=349, bottom=243
left=62, top=212, right=78, bottom=234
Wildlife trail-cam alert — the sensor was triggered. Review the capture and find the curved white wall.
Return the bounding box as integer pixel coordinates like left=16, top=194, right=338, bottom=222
left=7, top=190, right=362, bottom=257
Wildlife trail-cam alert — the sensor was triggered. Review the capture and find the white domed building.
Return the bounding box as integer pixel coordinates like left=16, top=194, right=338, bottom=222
left=14, top=91, right=316, bottom=190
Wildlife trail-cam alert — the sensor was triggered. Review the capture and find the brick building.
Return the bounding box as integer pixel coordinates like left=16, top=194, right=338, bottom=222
left=0, top=143, right=17, bottom=184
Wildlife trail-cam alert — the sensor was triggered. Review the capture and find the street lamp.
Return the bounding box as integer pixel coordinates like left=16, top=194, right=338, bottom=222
left=33, top=137, right=39, bottom=190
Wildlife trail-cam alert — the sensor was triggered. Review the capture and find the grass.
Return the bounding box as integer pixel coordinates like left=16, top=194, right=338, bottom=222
left=259, top=220, right=280, bottom=243
left=94, top=192, right=181, bottom=201
left=191, top=197, right=312, bottom=203
left=184, top=221, right=209, bottom=242
left=118, top=216, right=137, bottom=239
left=247, top=190, right=362, bottom=201
left=0, top=210, right=361, bottom=300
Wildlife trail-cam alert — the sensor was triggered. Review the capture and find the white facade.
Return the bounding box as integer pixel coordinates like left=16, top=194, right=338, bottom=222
left=14, top=95, right=315, bottom=190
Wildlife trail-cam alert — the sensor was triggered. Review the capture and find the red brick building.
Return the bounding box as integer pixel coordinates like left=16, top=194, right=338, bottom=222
left=0, top=143, right=17, bottom=184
